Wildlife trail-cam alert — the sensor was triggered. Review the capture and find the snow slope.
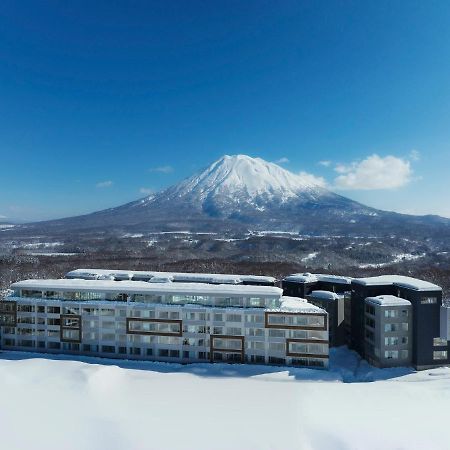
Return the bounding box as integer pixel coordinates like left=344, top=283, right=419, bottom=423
left=164, top=154, right=326, bottom=202
left=1, top=347, right=449, bottom=450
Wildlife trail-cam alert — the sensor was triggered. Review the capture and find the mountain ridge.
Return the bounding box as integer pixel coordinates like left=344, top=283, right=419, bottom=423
left=11, top=154, right=450, bottom=238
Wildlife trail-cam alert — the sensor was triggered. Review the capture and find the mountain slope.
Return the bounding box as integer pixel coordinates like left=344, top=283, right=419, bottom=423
left=14, top=154, right=450, bottom=237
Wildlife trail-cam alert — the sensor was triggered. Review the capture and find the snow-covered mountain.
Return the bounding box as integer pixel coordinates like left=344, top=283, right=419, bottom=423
left=16, top=154, right=450, bottom=236
left=165, top=154, right=325, bottom=203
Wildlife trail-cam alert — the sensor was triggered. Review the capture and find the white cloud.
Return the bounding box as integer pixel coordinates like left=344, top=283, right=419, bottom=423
left=334, top=154, right=412, bottom=190
left=318, top=160, right=332, bottom=167
left=0, top=214, right=7, bottom=219
left=149, top=165, right=173, bottom=174
left=139, top=187, right=154, bottom=195
left=409, top=149, right=420, bottom=161
left=96, top=180, right=113, bottom=188
left=274, top=157, right=289, bottom=164
left=298, top=171, right=328, bottom=188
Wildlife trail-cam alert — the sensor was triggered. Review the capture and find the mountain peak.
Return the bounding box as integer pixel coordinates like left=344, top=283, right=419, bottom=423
left=166, top=154, right=325, bottom=204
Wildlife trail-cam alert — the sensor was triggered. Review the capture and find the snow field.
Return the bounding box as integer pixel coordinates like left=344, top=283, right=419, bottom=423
left=0, top=348, right=449, bottom=450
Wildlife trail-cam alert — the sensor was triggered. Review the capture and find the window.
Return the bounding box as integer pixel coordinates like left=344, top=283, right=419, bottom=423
left=384, top=310, right=398, bottom=318
left=384, top=350, right=399, bottom=359
left=269, top=342, right=285, bottom=352
left=17, top=316, right=35, bottom=324
left=17, top=304, right=35, bottom=313
left=62, top=329, right=81, bottom=341
left=213, top=313, right=223, bottom=322
left=250, top=355, right=265, bottom=364
left=101, top=333, right=115, bottom=341
left=269, top=329, right=285, bottom=338
left=366, top=317, right=375, bottom=328
left=384, top=323, right=398, bottom=332
left=400, top=350, right=409, bottom=359
left=226, top=314, right=242, bottom=323
left=246, top=327, right=264, bottom=337
left=248, top=341, right=265, bottom=351
left=401, top=336, right=409, bottom=344
left=226, top=327, right=242, bottom=336
left=246, top=314, right=263, bottom=324
left=401, top=309, right=409, bottom=317
left=433, top=337, right=447, bottom=346
left=3, top=327, right=15, bottom=335
left=101, top=345, right=116, bottom=353
left=249, top=297, right=265, bottom=308
left=385, top=337, right=399, bottom=346
left=433, top=351, right=447, bottom=360
left=213, top=338, right=243, bottom=351
left=365, top=329, right=374, bottom=341
left=421, top=297, right=437, bottom=305
left=21, top=290, right=42, bottom=298
left=47, top=318, right=61, bottom=326
left=268, top=356, right=285, bottom=365
left=127, top=319, right=182, bottom=336
left=365, top=304, right=375, bottom=315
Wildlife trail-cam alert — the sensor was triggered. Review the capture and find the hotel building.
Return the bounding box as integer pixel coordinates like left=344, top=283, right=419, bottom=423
left=282, top=272, right=448, bottom=369
left=0, top=274, right=329, bottom=368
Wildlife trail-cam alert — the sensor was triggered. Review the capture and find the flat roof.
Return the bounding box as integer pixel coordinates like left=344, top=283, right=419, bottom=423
left=283, top=273, right=352, bottom=285
left=11, top=278, right=282, bottom=298
left=308, top=290, right=341, bottom=301
left=365, top=295, right=412, bottom=307
left=269, top=296, right=325, bottom=314
left=353, top=275, right=441, bottom=292
left=65, top=268, right=276, bottom=284
left=283, top=272, right=353, bottom=284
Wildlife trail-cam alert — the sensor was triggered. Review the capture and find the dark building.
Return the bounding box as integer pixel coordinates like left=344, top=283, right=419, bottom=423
left=282, top=274, right=352, bottom=347
left=283, top=272, right=448, bottom=369
left=351, top=276, right=445, bottom=370
left=306, top=290, right=346, bottom=347
left=282, top=273, right=352, bottom=298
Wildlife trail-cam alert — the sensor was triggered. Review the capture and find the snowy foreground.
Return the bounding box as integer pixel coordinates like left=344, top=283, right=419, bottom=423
left=1, top=348, right=449, bottom=450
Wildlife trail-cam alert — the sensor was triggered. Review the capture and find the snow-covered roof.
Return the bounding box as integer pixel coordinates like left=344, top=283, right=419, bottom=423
left=283, top=273, right=352, bottom=285
left=365, top=295, right=412, bottom=307
left=308, top=290, right=341, bottom=301
left=268, top=296, right=326, bottom=314
left=11, top=278, right=282, bottom=298
left=353, top=275, right=441, bottom=292
left=65, top=268, right=276, bottom=285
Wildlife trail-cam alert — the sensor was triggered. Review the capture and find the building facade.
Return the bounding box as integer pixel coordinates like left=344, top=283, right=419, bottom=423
left=306, top=290, right=346, bottom=347
left=283, top=273, right=351, bottom=347
left=363, top=295, right=412, bottom=368
left=0, top=278, right=329, bottom=368
left=351, top=275, right=445, bottom=370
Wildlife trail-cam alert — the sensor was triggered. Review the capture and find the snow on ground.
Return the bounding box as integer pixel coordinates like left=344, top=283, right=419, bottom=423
left=0, top=347, right=449, bottom=450
left=24, top=252, right=80, bottom=256
left=359, top=253, right=426, bottom=269
left=301, top=251, right=318, bottom=262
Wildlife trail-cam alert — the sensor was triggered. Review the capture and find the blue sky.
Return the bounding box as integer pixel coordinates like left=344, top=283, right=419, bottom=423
left=1, top=0, right=449, bottom=221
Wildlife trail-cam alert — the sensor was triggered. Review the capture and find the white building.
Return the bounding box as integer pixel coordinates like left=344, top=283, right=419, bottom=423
left=0, top=276, right=329, bottom=368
